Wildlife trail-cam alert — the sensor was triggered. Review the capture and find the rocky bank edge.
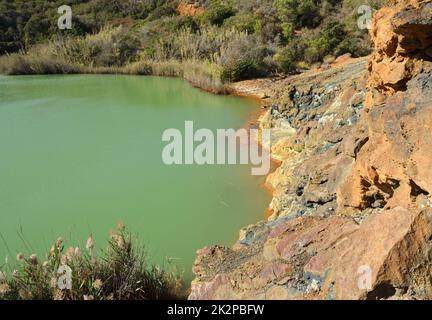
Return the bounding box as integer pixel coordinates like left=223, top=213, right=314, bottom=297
left=189, top=0, right=432, bottom=300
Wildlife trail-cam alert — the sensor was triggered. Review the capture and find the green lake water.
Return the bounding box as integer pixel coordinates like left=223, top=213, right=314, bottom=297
left=0, top=75, right=270, bottom=281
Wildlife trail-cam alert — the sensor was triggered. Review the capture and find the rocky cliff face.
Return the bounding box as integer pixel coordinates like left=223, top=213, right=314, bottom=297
left=189, top=0, right=432, bottom=300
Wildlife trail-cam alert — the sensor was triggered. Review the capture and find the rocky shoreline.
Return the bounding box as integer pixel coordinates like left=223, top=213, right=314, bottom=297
left=189, top=0, right=432, bottom=300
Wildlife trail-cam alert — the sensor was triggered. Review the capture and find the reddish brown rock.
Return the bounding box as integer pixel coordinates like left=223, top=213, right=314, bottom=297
left=307, top=207, right=432, bottom=299
left=189, top=208, right=432, bottom=300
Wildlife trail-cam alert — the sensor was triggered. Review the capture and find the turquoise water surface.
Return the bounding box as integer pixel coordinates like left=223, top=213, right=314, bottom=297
left=0, top=75, right=270, bottom=281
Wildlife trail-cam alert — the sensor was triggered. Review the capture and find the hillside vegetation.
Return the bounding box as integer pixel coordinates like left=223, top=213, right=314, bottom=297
left=0, top=0, right=386, bottom=91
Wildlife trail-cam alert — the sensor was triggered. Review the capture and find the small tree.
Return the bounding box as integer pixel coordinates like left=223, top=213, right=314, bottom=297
left=275, top=0, right=321, bottom=30
left=199, top=1, right=235, bottom=26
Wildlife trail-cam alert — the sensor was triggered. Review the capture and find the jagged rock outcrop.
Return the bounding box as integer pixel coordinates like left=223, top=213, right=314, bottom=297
left=338, top=0, right=432, bottom=214
left=190, top=0, right=432, bottom=300
left=368, top=0, right=432, bottom=94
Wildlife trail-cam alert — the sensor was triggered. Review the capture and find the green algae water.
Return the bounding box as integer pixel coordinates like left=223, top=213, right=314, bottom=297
left=0, top=75, right=270, bottom=281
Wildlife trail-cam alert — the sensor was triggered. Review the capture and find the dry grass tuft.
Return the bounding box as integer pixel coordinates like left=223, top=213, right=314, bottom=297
left=0, top=225, right=184, bottom=300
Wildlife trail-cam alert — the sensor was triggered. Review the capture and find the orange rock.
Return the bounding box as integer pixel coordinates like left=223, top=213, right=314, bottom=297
left=177, top=2, right=205, bottom=17
left=368, top=0, right=432, bottom=94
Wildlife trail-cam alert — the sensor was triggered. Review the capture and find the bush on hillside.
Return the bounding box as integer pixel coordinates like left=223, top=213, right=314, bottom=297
left=304, top=22, right=349, bottom=63
left=273, top=46, right=297, bottom=73
left=199, top=0, right=235, bottom=26
left=51, top=27, right=140, bottom=67
left=222, top=13, right=261, bottom=33
left=218, top=33, right=268, bottom=82
left=276, top=0, right=321, bottom=29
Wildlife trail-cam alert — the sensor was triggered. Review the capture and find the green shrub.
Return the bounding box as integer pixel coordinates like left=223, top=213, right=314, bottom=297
left=222, top=13, right=261, bottom=33
left=273, top=47, right=296, bottom=73
left=146, top=2, right=177, bottom=21
left=199, top=1, right=235, bottom=26
left=335, top=38, right=357, bottom=57
left=304, top=22, right=348, bottom=63
left=171, top=16, right=199, bottom=32
left=280, top=22, right=294, bottom=41
left=304, top=37, right=328, bottom=64
left=218, top=33, right=268, bottom=82
left=23, top=14, right=51, bottom=49
left=276, top=0, right=321, bottom=29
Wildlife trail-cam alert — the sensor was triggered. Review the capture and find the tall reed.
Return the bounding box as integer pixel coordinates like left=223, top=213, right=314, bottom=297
left=0, top=224, right=184, bottom=300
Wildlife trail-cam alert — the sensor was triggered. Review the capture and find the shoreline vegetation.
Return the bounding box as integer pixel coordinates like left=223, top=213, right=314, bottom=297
left=0, top=49, right=227, bottom=94
left=0, top=223, right=185, bottom=300
left=0, top=0, right=387, bottom=94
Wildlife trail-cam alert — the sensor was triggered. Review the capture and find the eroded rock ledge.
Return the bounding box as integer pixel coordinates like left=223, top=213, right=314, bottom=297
left=189, top=0, right=432, bottom=300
